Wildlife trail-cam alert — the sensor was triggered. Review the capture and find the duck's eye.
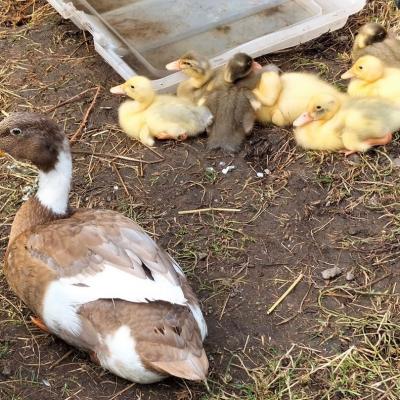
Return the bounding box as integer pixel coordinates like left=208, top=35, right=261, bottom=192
left=358, top=66, right=363, bottom=70
left=130, top=85, right=135, bottom=89
left=10, top=127, right=22, bottom=136
left=316, top=105, right=322, bottom=110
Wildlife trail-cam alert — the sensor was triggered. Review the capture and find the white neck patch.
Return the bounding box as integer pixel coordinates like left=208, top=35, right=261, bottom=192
left=36, top=139, right=72, bottom=215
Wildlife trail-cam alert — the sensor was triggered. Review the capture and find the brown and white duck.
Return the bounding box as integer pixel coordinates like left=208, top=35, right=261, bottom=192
left=0, top=112, right=208, bottom=383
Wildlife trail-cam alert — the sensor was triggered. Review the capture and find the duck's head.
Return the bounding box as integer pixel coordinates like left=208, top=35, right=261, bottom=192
left=110, top=76, right=155, bottom=104
left=0, top=112, right=65, bottom=172
left=293, top=93, right=341, bottom=127
left=354, top=22, right=387, bottom=49
left=341, top=55, right=384, bottom=82
left=165, top=51, right=212, bottom=80
left=224, top=53, right=262, bottom=83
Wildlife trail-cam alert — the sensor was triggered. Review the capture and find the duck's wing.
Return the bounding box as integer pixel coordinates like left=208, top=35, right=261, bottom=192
left=7, top=209, right=207, bottom=338
left=79, top=299, right=208, bottom=381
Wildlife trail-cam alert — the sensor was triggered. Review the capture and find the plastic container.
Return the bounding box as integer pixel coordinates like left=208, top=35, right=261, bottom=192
left=47, top=0, right=366, bottom=91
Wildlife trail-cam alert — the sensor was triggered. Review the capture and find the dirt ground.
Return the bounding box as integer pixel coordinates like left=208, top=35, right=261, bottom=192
left=0, top=1, right=399, bottom=399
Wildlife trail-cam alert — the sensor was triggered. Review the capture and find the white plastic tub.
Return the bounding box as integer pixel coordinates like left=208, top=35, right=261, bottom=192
left=47, top=0, right=366, bottom=90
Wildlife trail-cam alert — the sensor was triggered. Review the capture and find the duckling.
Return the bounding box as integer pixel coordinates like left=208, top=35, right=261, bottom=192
left=208, top=52, right=262, bottom=91
left=165, top=52, right=215, bottom=103
left=110, top=76, right=213, bottom=146
left=254, top=71, right=342, bottom=127
left=292, top=93, right=345, bottom=152
left=200, top=53, right=262, bottom=153
left=341, top=55, right=400, bottom=104
left=352, top=23, right=400, bottom=67
left=293, top=94, right=400, bottom=155
left=0, top=112, right=208, bottom=383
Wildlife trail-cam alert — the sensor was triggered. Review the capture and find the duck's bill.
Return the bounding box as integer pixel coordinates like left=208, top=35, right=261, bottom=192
left=110, top=85, right=126, bottom=95
left=341, top=69, right=354, bottom=79
left=165, top=60, right=181, bottom=71
left=293, top=112, right=313, bottom=127
left=252, top=61, right=262, bottom=71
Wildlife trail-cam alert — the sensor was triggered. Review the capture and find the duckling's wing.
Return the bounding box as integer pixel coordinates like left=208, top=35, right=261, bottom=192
left=8, top=209, right=206, bottom=338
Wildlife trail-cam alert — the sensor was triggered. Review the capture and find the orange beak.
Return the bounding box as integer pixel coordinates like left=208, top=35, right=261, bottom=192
left=252, top=61, right=262, bottom=71
left=110, top=84, right=126, bottom=95
left=0, top=150, right=5, bottom=158
left=341, top=69, right=355, bottom=79
left=293, top=112, right=314, bottom=127
left=165, top=60, right=182, bottom=71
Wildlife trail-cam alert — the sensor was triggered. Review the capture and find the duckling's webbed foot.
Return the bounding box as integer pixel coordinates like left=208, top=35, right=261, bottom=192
left=364, top=132, right=393, bottom=146
left=340, top=149, right=358, bottom=156
left=155, top=131, right=172, bottom=140
left=177, top=133, right=188, bottom=141
left=31, top=316, right=50, bottom=333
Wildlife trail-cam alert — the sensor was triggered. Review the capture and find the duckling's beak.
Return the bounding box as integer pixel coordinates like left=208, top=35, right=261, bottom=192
left=293, top=112, right=314, bottom=127
left=252, top=61, right=262, bottom=71
left=341, top=69, right=355, bottom=79
left=0, top=150, right=5, bottom=158
left=110, top=84, right=127, bottom=95
left=165, top=60, right=181, bottom=71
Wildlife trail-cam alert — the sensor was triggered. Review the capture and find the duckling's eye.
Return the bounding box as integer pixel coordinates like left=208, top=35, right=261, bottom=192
left=358, top=66, right=363, bottom=70
left=130, top=85, right=135, bottom=89
left=10, top=127, right=22, bottom=136
left=316, top=105, right=322, bottom=110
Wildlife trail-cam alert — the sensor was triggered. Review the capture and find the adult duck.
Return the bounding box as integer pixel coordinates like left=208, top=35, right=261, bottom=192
left=0, top=112, right=208, bottom=383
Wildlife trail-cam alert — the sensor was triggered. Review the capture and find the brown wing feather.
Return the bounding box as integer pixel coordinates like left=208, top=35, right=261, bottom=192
left=5, top=209, right=202, bottom=317
left=79, top=299, right=208, bottom=381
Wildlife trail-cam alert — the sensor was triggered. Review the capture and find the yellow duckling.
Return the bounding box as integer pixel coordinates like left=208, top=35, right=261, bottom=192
left=294, top=94, right=400, bottom=155
left=254, top=71, right=342, bottom=127
left=342, top=55, right=400, bottom=104
left=110, top=76, right=213, bottom=146
left=292, top=93, right=345, bottom=152
left=165, top=52, right=215, bottom=104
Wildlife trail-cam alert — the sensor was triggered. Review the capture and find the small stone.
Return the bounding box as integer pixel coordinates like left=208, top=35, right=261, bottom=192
left=222, top=165, right=235, bottom=175
left=42, top=378, right=51, bottom=387
left=264, top=168, right=271, bottom=175
left=198, top=252, right=207, bottom=260
left=106, top=195, right=112, bottom=202
left=346, top=271, right=355, bottom=281
left=256, top=172, right=264, bottom=178
left=321, top=266, right=342, bottom=280
left=348, top=226, right=361, bottom=236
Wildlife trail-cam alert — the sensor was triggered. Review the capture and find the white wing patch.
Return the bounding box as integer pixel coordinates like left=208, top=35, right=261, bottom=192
left=98, top=325, right=163, bottom=383
left=42, top=263, right=187, bottom=336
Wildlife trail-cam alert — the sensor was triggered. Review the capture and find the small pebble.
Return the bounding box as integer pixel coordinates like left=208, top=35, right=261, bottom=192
left=348, top=226, right=361, bottom=236
left=256, top=172, right=264, bottom=178
left=219, top=161, right=226, bottom=167
left=222, top=165, right=235, bottom=175
left=321, top=266, right=342, bottom=280
left=264, top=168, right=271, bottom=175
left=198, top=252, right=207, bottom=260
left=346, top=271, right=355, bottom=281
